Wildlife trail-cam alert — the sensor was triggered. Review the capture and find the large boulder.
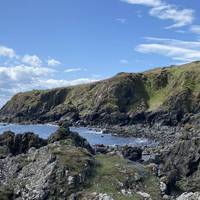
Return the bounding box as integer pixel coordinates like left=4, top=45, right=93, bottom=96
left=48, top=127, right=94, bottom=154
left=122, top=146, right=142, bottom=161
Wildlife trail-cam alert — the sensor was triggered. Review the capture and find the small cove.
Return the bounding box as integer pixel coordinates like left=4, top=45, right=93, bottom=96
left=0, top=123, right=156, bottom=147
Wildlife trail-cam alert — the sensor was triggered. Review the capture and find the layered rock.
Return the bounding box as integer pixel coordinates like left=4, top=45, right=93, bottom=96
left=159, top=133, right=200, bottom=194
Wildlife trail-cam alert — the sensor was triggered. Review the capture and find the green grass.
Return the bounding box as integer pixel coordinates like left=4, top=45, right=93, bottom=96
left=50, top=141, right=94, bottom=173
left=83, top=154, right=162, bottom=200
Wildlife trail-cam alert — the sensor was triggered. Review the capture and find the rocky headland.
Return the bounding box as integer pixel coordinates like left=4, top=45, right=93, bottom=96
left=0, top=61, right=200, bottom=129
left=0, top=61, right=200, bottom=199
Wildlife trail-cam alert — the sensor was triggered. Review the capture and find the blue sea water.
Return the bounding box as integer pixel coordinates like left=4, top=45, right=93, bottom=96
left=0, top=123, right=154, bottom=147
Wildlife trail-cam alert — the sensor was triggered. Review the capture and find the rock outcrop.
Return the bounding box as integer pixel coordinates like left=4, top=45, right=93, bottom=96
left=122, top=146, right=142, bottom=161
left=0, top=127, right=95, bottom=200
left=0, top=131, right=47, bottom=158
left=159, top=133, right=200, bottom=194
left=0, top=141, right=94, bottom=200
left=48, top=126, right=94, bottom=154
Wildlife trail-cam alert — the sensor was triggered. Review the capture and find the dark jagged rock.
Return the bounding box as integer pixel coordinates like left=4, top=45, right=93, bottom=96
left=0, top=131, right=47, bottom=157
left=94, top=144, right=109, bottom=154
left=122, top=146, right=142, bottom=161
left=0, top=126, right=94, bottom=158
left=48, top=127, right=71, bottom=143
left=159, top=134, right=200, bottom=193
left=48, top=127, right=94, bottom=154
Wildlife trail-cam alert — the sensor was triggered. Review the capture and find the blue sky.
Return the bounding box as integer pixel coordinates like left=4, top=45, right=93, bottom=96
left=0, top=0, right=200, bottom=106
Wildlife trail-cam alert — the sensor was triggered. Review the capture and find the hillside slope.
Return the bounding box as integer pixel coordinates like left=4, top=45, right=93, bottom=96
left=1, top=61, right=200, bottom=126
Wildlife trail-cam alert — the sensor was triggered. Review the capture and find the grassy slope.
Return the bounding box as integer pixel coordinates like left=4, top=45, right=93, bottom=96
left=1, top=61, right=200, bottom=121
left=144, top=62, right=200, bottom=110
left=82, top=154, right=162, bottom=200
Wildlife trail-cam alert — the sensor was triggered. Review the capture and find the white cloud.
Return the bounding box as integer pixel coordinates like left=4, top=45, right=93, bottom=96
left=0, top=46, right=16, bottom=58
left=190, top=25, right=200, bottom=34
left=0, top=66, right=55, bottom=85
left=0, top=45, right=98, bottom=108
left=121, top=0, right=194, bottom=28
left=175, top=30, right=186, bottom=34
left=21, top=54, right=42, bottom=67
left=47, top=58, right=61, bottom=66
left=135, top=37, right=200, bottom=62
left=65, top=68, right=81, bottom=73
left=144, top=37, right=200, bottom=49
left=136, top=10, right=143, bottom=18
left=116, top=18, right=127, bottom=24
left=0, top=65, right=98, bottom=107
left=122, top=0, right=161, bottom=7
left=38, top=78, right=98, bottom=88
left=120, top=59, right=129, bottom=64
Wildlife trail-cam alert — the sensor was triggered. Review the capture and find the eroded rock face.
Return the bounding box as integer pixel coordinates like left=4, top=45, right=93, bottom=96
left=159, top=135, right=200, bottom=193
left=0, top=140, right=94, bottom=200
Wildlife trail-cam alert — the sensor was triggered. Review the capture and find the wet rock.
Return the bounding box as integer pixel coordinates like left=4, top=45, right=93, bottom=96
left=122, top=146, right=142, bottom=161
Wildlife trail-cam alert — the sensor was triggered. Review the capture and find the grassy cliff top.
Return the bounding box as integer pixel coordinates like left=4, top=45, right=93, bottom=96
left=1, top=61, right=200, bottom=124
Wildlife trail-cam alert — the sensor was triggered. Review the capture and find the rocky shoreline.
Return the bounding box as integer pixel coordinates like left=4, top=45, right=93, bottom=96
left=0, top=123, right=199, bottom=199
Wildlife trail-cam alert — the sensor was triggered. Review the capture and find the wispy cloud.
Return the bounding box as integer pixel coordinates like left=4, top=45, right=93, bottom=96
left=38, top=78, right=98, bottom=88
left=135, top=37, right=200, bottom=62
left=64, top=68, right=82, bottom=73
left=116, top=18, right=127, bottom=24
left=0, top=45, right=98, bottom=107
left=121, top=0, right=194, bottom=29
left=120, top=59, right=129, bottom=64
left=190, top=25, right=200, bottom=34
left=136, top=10, right=143, bottom=18
left=0, top=46, right=16, bottom=58
left=47, top=58, right=61, bottom=66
